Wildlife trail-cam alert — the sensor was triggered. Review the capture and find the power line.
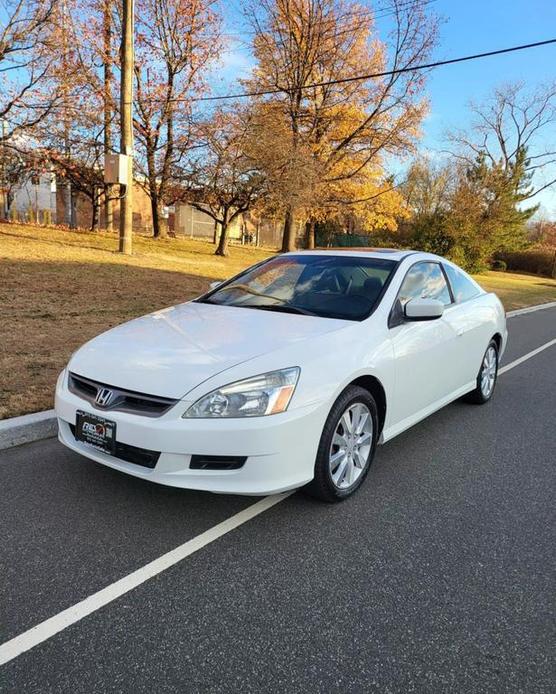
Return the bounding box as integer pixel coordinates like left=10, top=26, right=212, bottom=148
left=14, top=37, right=556, bottom=112
left=190, top=38, right=556, bottom=102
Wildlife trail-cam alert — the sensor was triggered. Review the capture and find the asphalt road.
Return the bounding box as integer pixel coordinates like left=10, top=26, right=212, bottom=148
left=1, top=307, right=555, bottom=693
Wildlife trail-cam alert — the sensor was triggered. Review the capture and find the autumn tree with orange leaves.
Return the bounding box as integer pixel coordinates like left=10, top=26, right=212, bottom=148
left=244, top=0, right=438, bottom=250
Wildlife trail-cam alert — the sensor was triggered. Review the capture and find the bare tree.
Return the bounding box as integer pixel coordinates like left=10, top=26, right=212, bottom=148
left=402, top=156, right=454, bottom=216
left=31, top=0, right=120, bottom=229
left=448, top=81, right=556, bottom=199
left=133, top=0, right=221, bottom=238
left=47, top=143, right=106, bottom=230
left=0, top=0, right=61, bottom=137
left=176, top=108, right=266, bottom=256
left=102, top=0, right=115, bottom=230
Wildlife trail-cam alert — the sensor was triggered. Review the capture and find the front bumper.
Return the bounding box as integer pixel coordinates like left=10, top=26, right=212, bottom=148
left=55, top=373, right=327, bottom=495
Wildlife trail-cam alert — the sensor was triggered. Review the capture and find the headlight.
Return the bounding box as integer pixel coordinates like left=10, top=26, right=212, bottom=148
left=183, top=367, right=300, bottom=418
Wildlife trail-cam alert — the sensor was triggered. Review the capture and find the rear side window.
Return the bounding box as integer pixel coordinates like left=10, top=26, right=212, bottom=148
left=443, top=264, right=481, bottom=303
left=398, top=261, right=452, bottom=307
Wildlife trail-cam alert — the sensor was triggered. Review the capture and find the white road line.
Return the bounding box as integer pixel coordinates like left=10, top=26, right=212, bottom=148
left=1, top=337, right=555, bottom=668
left=0, top=491, right=294, bottom=667
left=499, top=338, right=556, bottom=375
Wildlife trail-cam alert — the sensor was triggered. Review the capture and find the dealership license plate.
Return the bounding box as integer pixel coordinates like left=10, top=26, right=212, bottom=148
left=75, top=410, right=116, bottom=455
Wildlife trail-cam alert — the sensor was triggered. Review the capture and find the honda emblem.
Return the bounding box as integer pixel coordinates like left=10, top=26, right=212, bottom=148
left=95, top=387, right=114, bottom=408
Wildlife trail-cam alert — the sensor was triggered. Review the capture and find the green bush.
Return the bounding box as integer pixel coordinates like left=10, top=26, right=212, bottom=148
left=490, top=259, right=507, bottom=272
left=495, top=248, right=556, bottom=278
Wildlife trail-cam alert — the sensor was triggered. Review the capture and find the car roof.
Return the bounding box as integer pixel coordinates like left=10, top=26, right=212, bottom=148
left=284, top=248, right=427, bottom=262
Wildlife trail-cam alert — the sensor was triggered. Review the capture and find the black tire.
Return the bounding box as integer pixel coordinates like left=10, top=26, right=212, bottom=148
left=304, top=385, right=379, bottom=502
left=464, top=339, right=499, bottom=404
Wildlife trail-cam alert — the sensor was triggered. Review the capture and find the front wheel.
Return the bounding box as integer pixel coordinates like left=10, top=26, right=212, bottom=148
left=464, top=340, right=499, bottom=404
left=304, top=386, right=379, bottom=502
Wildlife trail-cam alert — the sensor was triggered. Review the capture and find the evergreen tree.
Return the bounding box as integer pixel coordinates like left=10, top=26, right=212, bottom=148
left=447, top=147, right=536, bottom=271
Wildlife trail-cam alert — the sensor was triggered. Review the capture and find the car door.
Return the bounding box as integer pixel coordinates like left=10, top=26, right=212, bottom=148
left=387, top=261, right=464, bottom=432
left=442, top=262, right=491, bottom=385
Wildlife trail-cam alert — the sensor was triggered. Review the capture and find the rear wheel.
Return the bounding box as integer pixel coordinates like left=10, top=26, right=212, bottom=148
left=304, top=386, right=378, bottom=502
left=464, top=340, right=499, bottom=404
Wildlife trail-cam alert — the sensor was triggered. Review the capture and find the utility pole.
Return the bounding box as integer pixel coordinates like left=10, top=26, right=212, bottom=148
left=119, top=0, right=134, bottom=254
left=103, top=0, right=114, bottom=232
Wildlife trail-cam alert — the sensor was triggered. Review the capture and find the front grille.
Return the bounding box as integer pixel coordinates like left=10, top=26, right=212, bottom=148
left=190, top=455, right=247, bottom=471
left=68, top=372, right=178, bottom=418
left=69, top=423, right=160, bottom=469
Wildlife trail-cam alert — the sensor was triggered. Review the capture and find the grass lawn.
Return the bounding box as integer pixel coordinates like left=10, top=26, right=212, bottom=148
left=1, top=222, right=555, bottom=418
left=472, top=270, right=556, bottom=311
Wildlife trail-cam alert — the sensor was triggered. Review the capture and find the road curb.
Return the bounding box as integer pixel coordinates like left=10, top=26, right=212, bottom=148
left=0, top=410, right=57, bottom=451
left=506, top=301, right=556, bottom=317
left=0, top=301, right=554, bottom=453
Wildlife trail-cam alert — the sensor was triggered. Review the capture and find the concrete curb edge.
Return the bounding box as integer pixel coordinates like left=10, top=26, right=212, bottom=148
left=0, top=409, right=57, bottom=451
left=506, top=300, right=556, bottom=318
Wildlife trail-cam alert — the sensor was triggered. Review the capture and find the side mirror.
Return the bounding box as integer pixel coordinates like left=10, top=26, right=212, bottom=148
left=404, top=298, right=444, bottom=321
left=209, top=280, right=222, bottom=291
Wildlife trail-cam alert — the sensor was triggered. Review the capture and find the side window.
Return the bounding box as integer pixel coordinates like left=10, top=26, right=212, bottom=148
left=443, top=264, right=481, bottom=303
left=398, top=262, right=452, bottom=307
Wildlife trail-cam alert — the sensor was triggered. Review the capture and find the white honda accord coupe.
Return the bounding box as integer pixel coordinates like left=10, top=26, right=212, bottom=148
left=55, top=249, right=507, bottom=501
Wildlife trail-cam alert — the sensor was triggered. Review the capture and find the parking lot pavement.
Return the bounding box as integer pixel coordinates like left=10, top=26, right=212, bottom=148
left=1, top=307, right=555, bottom=693
left=0, top=445, right=258, bottom=642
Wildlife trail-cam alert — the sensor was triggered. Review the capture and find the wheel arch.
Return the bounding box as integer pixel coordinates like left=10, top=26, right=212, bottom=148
left=491, top=332, right=502, bottom=351
left=348, top=375, right=387, bottom=437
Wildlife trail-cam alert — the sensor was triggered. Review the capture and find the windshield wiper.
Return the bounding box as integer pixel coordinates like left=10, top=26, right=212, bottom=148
left=201, top=283, right=317, bottom=315
left=247, top=304, right=317, bottom=317
left=199, top=283, right=319, bottom=316
left=211, top=283, right=288, bottom=303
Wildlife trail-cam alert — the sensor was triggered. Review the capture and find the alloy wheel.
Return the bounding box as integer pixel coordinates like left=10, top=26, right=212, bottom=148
left=329, top=402, right=373, bottom=489
left=480, top=345, right=497, bottom=398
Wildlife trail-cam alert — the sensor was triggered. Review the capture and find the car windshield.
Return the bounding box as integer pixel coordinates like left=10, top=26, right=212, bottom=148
left=198, top=254, right=397, bottom=321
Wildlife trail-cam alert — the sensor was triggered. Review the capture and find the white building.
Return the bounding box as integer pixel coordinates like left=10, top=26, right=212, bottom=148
left=8, top=173, right=57, bottom=223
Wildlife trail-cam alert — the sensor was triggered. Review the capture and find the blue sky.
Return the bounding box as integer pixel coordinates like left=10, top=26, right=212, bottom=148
left=418, top=0, right=556, bottom=216
left=213, top=0, right=556, bottom=217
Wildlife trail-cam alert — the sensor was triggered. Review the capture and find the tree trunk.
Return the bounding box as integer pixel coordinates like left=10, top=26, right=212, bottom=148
left=91, top=192, right=100, bottom=231
left=70, top=190, right=77, bottom=228
left=150, top=192, right=165, bottom=238
left=150, top=187, right=159, bottom=237
left=148, top=182, right=168, bottom=238
left=281, top=206, right=296, bottom=252
left=306, top=219, right=316, bottom=249
left=146, top=145, right=164, bottom=238
left=148, top=173, right=167, bottom=239
left=212, top=219, right=219, bottom=244
left=215, top=216, right=229, bottom=256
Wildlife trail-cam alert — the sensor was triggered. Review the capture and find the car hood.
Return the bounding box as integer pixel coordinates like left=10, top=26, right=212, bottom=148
left=68, top=301, right=348, bottom=399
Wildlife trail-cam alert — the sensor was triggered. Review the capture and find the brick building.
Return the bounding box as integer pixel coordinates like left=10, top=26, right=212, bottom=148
left=2, top=174, right=302, bottom=248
